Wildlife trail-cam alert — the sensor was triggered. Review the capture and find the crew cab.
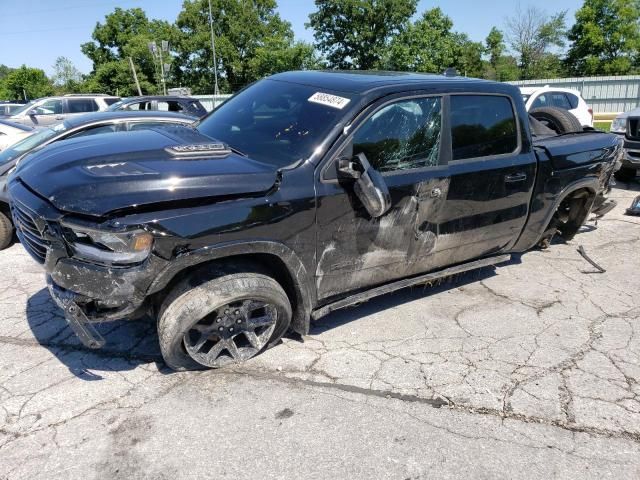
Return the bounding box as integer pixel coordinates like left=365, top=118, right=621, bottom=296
left=7, top=71, right=621, bottom=370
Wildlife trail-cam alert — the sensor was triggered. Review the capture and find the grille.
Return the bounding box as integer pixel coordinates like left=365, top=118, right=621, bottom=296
left=628, top=118, right=640, bottom=141
left=11, top=201, right=50, bottom=264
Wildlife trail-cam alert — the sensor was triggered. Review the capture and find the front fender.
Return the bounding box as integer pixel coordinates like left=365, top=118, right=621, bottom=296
left=147, top=239, right=314, bottom=335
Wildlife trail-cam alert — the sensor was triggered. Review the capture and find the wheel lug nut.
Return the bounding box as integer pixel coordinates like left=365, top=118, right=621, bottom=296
left=216, top=318, right=222, bottom=323
left=218, top=327, right=223, bottom=331
left=229, top=327, right=234, bottom=332
left=236, top=319, right=242, bottom=324
left=225, top=309, right=229, bottom=314
left=234, top=310, right=239, bottom=315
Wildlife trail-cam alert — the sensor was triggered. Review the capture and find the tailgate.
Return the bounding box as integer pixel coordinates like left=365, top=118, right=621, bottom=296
left=533, top=132, right=622, bottom=170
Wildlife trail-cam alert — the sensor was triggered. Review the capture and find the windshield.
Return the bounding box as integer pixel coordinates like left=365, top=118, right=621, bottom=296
left=9, top=101, right=36, bottom=116
left=196, top=79, right=354, bottom=166
left=0, top=126, right=61, bottom=166
left=522, top=94, right=531, bottom=104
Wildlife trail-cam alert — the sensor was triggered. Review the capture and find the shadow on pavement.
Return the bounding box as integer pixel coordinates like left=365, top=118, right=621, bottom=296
left=309, top=263, right=509, bottom=335
left=26, top=288, right=166, bottom=380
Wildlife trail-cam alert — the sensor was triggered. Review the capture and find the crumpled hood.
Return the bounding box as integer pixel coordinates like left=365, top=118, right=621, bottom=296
left=13, top=126, right=279, bottom=217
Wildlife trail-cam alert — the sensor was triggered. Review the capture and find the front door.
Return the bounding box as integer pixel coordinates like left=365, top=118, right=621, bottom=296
left=29, top=99, right=64, bottom=126
left=314, top=94, right=450, bottom=301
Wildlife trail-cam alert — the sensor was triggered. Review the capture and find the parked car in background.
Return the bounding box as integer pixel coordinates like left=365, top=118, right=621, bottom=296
left=0, top=111, right=193, bottom=249
left=107, top=95, right=208, bottom=118
left=0, top=120, right=34, bottom=151
left=0, top=103, right=26, bottom=116
left=6, top=94, right=120, bottom=127
left=7, top=71, right=620, bottom=369
left=520, top=86, right=593, bottom=127
left=611, top=106, right=640, bottom=181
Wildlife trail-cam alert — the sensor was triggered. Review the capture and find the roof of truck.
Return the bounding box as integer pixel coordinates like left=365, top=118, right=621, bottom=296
left=268, top=70, right=511, bottom=95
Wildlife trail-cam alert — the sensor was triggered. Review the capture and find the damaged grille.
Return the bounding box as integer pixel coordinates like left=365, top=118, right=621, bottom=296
left=11, top=201, right=50, bottom=264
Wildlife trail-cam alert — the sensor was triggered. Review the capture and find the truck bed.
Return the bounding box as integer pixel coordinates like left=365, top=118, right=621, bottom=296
left=533, top=131, right=622, bottom=170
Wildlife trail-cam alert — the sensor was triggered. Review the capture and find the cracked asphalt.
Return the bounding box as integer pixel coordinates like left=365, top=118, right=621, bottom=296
left=1, top=184, right=640, bottom=479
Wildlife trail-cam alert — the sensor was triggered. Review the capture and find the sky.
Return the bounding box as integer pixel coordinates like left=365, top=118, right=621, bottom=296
left=0, top=0, right=584, bottom=76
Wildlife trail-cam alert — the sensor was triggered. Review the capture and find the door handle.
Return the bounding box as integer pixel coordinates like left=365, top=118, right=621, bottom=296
left=55, top=116, right=64, bottom=120
left=505, top=173, right=527, bottom=183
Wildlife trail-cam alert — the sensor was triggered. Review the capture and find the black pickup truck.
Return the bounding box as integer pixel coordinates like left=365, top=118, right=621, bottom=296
left=8, top=71, right=621, bottom=370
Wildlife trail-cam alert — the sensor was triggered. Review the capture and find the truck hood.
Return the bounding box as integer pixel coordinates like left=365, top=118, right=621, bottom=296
left=13, top=126, right=280, bottom=217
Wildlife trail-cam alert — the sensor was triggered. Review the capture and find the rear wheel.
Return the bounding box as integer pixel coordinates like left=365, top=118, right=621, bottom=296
left=530, top=107, right=582, bottom=134
left=0, top=211, right=13, bottom=250
left=614, top=166, right=636, bottom=182
left=158, top=269, right=292, bottom=371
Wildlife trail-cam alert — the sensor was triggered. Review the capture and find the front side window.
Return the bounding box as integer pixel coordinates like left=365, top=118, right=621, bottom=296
left=450, top=95, right=518, bottom=160
left=34, top=99, right=62, bottom=115
left=68, top=98, right=99, bottom=113
left=351, top=97, right=441, bottom=172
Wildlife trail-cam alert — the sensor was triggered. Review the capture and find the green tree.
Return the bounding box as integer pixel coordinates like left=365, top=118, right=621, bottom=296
left=385, top=8, right=484, bottom=77
left=505, top=6, right=567, bottom=79
left=0, top=65, right=13, bottom=83
left=308, top=0, right=418, bottom=69
left=565, top=0, right=640, bottom=75
left=52, top=56, right=84, bottom=93
left=176, top=0, right=318, bottom=93
left=484, top=27, right=520, bottom=81
left=0, top=65, right=54, bottom=100
left=81, top=7, right=178, bottom=94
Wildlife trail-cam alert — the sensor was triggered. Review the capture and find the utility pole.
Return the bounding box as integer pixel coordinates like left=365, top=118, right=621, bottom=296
left=129, top=57, right=143, bottom=95
left=208, top=0, right=220, bottom=96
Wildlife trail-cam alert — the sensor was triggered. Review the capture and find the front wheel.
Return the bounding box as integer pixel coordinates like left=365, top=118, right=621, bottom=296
left=0, top=211, right=14, bottom=250
left=158, top=270, right=292, bottom=371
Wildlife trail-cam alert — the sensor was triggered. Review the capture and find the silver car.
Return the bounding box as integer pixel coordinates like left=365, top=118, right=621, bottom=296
left=7, top=94, right=120, bottom=127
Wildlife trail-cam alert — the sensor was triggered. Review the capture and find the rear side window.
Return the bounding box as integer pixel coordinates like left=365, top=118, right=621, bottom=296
left=565, top=93, right=579, bottom=109
left=157, top=101, right=185, bottom=113
left=188, top=101, right=207, bottom=116
left=68, top=99, right=98, bottom=113
left=352, top=97, right=442, bottom=172
left=450, top=95, right=518, bottom=160
left=550, top=92, right=571, bottom=110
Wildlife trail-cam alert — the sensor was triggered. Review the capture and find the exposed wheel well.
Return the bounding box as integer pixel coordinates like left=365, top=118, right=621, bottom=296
left=540, top=187, right=595, bottom=246
left=151, top=253, right=307, bottom=334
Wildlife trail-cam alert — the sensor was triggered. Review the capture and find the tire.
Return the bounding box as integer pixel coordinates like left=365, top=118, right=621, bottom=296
left=0, top=210, right=14, bottom=250
left=530, top=107, right=583, bottom=134
left=158, top=268, right=292, bottom=371
left=614, top=166, right=636, bottom=182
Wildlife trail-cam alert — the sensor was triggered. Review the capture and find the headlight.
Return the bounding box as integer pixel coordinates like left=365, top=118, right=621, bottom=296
left=62, top=222, right=154, bottom=265
left=610, top=117, right=627, bottom=134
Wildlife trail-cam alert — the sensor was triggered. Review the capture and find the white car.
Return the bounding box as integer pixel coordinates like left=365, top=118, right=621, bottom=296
left=520, top=86, right=593, bottom=128
left=0, top=120, right=35, bottom=151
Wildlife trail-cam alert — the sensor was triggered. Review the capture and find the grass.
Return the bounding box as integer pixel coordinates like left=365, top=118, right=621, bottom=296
left=594, top=121, right=611, bottom=131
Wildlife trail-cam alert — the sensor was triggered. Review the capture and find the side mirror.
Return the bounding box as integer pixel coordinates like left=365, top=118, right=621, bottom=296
left=336, top=156, right=361, bottom=179
left=27, top=109, right=38, bottom=116
left=349, top=153, right=391, bottom=218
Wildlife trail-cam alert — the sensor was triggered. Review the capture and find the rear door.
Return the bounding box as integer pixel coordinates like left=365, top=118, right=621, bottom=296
left=64, top=98, right=100, bottom=121
left=439, top=94, right=536, bottom=262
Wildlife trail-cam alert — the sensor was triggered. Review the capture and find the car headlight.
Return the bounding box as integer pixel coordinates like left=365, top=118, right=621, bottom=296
left=610, top=117, right=627, bottom=134
left=62, top=222, right=154, bottom=265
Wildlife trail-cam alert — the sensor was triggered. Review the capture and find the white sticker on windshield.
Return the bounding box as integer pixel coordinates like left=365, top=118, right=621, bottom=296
left=308, top=92, right=350, bottom=110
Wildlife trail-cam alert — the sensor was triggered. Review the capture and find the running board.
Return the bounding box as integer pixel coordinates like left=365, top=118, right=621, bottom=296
left=311, top=254, right=512, bottom=320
